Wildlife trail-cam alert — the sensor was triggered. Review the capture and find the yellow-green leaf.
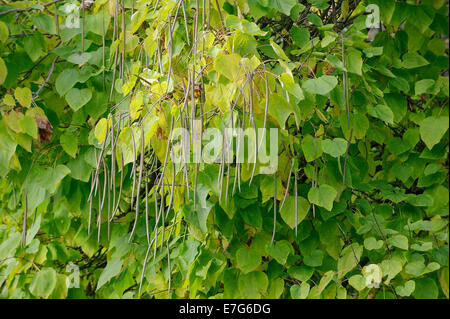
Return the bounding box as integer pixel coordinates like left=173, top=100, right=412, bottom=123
left=0, top=21, right=9, bottom=43
left=280, top=196, right=310, bottom=229
left=15, top=87, right=32, bottom=108
left=0, top=57, right=7, bottom=85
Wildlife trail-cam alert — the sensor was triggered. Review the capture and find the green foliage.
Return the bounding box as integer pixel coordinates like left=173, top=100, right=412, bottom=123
left=0, top=0, right=448, bottom=300
left=29, top=268, right=57, bottom=298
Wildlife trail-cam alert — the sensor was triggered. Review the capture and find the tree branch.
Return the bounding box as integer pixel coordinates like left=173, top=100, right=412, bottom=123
left=0, top=0, right=65, bottom=17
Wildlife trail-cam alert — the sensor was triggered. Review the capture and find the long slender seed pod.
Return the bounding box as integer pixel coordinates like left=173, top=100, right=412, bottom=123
left=138, top=233, right=157, bottom=297
left=294, top=170, right=298, bottom=236
left=248, top=72, right=258, bottom=186
left=102, top=8, right=106, bottom=90
left=110, top=45, right=119, bottom=102
left=218, top=133, right=225, bottom=201
left=98, top=160, right=107, bottom=242
left=191, top=3, right=200, bottom=208
left=190, top=71, right=198, bottom=209
left=237, top=127, right=241, bottom=192
left=167, top=239, right=171, bottom=298
left=94, top=149, right=100, bottom=198
left=166, top=152, right=176, bottom=219
left=232, top=121, right=238, bottom=195
left=184, top=161, right=190, bottom=201
left=259, top=68, right=270, bottom=149
left=214, top=0, right=224, bottom=27
left=89, top=119, right=110, bottom=202
left=97, top=165, right=102, bottom=237
left=343, top=129, right=353, bottom=186
left=81, top=0, right=85, bottom=52
left=21, top=192, right=27, bottom=248
left=111, top=152, right=124, bottom=221
left=159, top=182, right=165, bottom=250
left=108, top=116, right=115, bottom=239
left=145, top=170, right=150, bottom=245
left=193, top=163, right=199, bottom=209
left=341, top=35, right=352, bottom=188
left=280, top=160, right=294, bottom=211
left=156, top=117, right=174, bottom=194
left=242, top=92, right=246, bottom=133
left=153, top=185, right=159, bottom=260
left=201, top=0, right=206, bottom=55
left=99, top=158, right=108, bottom=231
left=92, top=148, right=99, bottom=197
left=129, top=125, right=145, bottom=242
left=112, top=0, right=117, bottom=47
left=225, top=126, right=231, bottom=202
left=180, top=69, right=191, bottom=115
left=107, top=162, right=111, bottom=240
left=130, top=126, right=137, bottom=211
left=226, top=101, right=234, bottom=201
left=181, top=0, right=190, bottom=45
left=207, top=0, right=211, bottom=29
left=121, top=0, right=126, bottom=80
left=166, top=211, right=179, bottom=248
left=217, top=130, right=224, bottom=187
left=312, top=162, right=317, bottom=218
left=108, top=1, right=120, bottom=101
left=111, top=115, right=116, bottom=214
left=88, top=170, right=94, bottom=234
left=202, top=0, right=205, bottom=29
left=236, top=119, right=242, bottom=193
left=166, top=16, right=173, bottom=93
left=171, top=0, right=183, bottom=33
left=54, top=3, right=59, bottom=36
left=233, top=119, right=240, bottom=194
left=157, top=34, right=163, bottom=74
left=182, top=110, right=190, bottom=200
left=152, top=0, right=161, bottom=15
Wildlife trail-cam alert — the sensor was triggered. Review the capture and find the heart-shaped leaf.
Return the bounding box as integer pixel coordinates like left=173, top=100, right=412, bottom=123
left=65, top=88, right=92, bottom=111
left=303, top=75, right=337, bottom=95
left=14, top=87, right=32, bottom=107
left=420, top=116, right=449, bottom=150
left=280, top=196, right=310, bottom=229
left=308, top=184, right=337, bottom=211
left=236, top=247, right=261, bottom=274
left=395, top=280, right=416, bottom=297
left=55, top=69, right=79, bottom=96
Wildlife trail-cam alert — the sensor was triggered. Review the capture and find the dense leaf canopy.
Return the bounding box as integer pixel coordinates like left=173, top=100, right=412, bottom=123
left=0, top=0, right=448, bottom=299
